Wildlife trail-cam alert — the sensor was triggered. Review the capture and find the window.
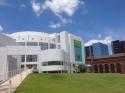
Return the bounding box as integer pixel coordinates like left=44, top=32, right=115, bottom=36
left=21, top=55, right=25, bottom=62
left=52, top=38, right=56, bottom=43
left=57, top=45, right=61, bottom=49
left=17, top=42, right=25, bottom=46
left=42, top=61, right=63, bottom=66
left=57, top=35, right=60, bottom=43
left=21, top=55, right=37, bottom=62
left=74, top=40, right=82, bottom=62
left=39, top=42, right=48, bottom=50
left=42, top=62, right=48, bottom=66
left=22, top=38, right=24, bottom=40
left=27, top=42, right=38, bottom=46
left=50, top=43, right=56, bottom=49
left=7, top=55, right=18, bottom=72
left=26, top=55, right=37, bottom=62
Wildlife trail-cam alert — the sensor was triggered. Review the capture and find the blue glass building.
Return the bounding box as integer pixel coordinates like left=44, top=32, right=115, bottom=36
left=92, top=43, right=109, bottom=58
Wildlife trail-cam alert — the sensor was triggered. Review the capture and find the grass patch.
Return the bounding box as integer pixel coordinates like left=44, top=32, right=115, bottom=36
left=15, top=73, right=125, bottom=93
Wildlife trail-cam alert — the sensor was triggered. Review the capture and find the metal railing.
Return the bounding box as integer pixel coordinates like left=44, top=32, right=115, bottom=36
left=0, top=69, right=32, bottom=93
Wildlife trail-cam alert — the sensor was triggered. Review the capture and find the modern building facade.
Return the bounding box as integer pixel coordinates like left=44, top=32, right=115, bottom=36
left=0, top=31, right=85, bottom=80
left=112, top=40, right=125, bottom=54
left=85, top=42, right=109, bottom=58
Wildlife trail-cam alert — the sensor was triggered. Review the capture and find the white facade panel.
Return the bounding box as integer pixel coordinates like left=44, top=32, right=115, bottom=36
left=7, top=46, right=41, bottom=55
left=39, top=66, right=64, bottom=72
left=0, top=47, right=8, bottom=81
left=38, top=49, right=66, bottom=72
left=39, top=49, right=65, bottom=62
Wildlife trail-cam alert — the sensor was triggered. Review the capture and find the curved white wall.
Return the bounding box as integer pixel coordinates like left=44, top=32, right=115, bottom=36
left=7, top=31, right=58, bottom=43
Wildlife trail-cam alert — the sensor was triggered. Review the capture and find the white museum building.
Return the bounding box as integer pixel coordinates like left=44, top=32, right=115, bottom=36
left=0, top=31, right=85, bottom=81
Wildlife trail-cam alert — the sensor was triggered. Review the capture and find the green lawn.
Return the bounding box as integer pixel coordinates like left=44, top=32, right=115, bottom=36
left=15, top=73, right=125, bottom=93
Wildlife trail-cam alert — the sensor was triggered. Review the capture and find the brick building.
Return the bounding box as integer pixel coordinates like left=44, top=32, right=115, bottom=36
left=86, top=53, right=125, bottom=74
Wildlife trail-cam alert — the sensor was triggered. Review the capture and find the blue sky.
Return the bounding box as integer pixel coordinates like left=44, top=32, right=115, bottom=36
left=0, top=0, right=124, bottom=43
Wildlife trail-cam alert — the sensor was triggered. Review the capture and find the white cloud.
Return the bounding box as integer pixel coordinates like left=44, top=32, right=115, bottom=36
left=49, top=23, right=62, bottom=28
left=31, top=0, right=42, bottom=16
left=57, top=15, right=73, bottom=24
left=31, top=0, right=84, bottom=27
left=20, top=4, right=26, bottom=8
left=85, top=36, right=113, bottom=46
left=31, top=0, right=84, bottom=16
left=98, top=34, right=102, bottom=39
left=44, top=0, right=83, bottom=16
left=0, top=25, right=4, bottom=32
left=49, top=18, right=73, bottom=28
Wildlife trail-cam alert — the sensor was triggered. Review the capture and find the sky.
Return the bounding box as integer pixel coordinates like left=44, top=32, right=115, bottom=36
left=0, top=0, right=124, bottom=45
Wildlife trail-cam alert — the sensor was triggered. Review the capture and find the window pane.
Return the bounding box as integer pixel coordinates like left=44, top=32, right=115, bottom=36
left=17, top=42, right=25, bottom=46
left=74, top=40, right=82, bottom=62
left=57, top=35, right=60, bottom=43
left=21, top=55, right=25, bottom=62
left=39, top=42, right=48, bottom=50
left=26, top=55, right=37, bottom=62
left=50, top=43, right=56, bottom=49
left=57, top=45, right=61, bottom=49
left=42, top=61, right=63, bottom=66
left=27, top=42, right=38, bottom=46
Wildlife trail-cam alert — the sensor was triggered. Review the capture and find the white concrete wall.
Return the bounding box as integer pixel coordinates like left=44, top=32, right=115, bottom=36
left=40, top=66, right=65, bottom=72
left=60, top=31, right=70, bottom=63
left=39, top=49, right=65, bottom=62
left=0, top=47, right=8, bottom=81
left=0, top=34, right=16, bottom=46
left=7, top=46, right=41, bottom=55
left=38, top=49, right=66, bottom=72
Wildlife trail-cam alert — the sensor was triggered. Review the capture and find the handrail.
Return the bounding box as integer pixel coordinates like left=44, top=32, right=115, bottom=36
left=0, top=69, right=32, bottom=93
